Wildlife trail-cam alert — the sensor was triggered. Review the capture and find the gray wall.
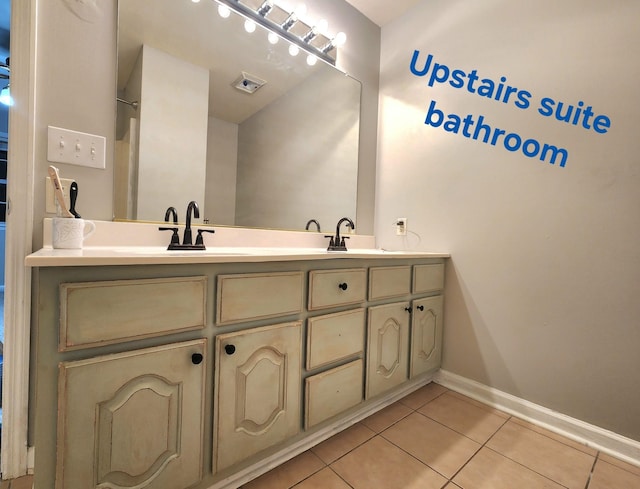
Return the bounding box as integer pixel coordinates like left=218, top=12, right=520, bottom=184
left=376, top=0, right=640, bottom=441
left=31, top=0, right=380, bottom=247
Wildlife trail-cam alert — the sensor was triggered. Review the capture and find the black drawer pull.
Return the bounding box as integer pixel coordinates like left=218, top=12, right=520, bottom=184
left=338, top=283, right=348, bottom=291
left=405, top=306, right=412, bottom=313
left=225, top=344, right=236, bottom=355
left=191, top=353, right=204, bottom=365
left=416, top=305, right=425, bottom=311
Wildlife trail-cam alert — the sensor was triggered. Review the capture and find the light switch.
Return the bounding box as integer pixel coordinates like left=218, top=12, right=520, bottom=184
left=47, top=126, right=106, bottom=169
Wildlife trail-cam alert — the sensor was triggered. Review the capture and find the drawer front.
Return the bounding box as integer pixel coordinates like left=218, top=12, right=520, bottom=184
left=305, top=359, right=363, bottom=429
left=369, top=266, right=411, bottom=300
left=216, top=271, right=303, bottom=325
left=306, top=308, right=365, bottom=370
left=60, top=277, right=207, bottom=351
left=413, top=263, right=445, bottom=294
left=308, top=268, right=366, bottom=310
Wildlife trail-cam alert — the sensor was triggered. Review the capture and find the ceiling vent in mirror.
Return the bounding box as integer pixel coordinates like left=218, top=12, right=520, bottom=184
left=232, top=72, right=267, bottom=94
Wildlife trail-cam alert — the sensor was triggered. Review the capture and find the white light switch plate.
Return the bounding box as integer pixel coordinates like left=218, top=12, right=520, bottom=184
left=47, top=125, right=106, bottom=169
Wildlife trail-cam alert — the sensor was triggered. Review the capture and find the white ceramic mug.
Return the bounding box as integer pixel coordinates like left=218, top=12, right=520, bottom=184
left=52, top=218, right=96, bottom=249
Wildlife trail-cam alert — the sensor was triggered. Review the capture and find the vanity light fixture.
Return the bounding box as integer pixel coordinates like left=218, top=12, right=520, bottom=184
left=214, top=0, right=346, bottom=65
left=256, top=0, right=273, bottom=16
left=321, top=31, right=347, bottom=54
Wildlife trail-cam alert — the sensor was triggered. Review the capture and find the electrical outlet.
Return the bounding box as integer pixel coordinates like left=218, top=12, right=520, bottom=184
left=45, top=177, right=75, bottom=214
left=396, top=217, right=407, bottom=236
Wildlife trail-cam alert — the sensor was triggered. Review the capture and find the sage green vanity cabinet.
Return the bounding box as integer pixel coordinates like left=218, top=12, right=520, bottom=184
left=214, top=321, right=302, bottom=472
left=30, top=255, right=446, bottom=489
left=366, top=301, right=411, bottom=398
left=410, top=295, right=444, bottom=378
left=56, top=340, right=207, bottom=489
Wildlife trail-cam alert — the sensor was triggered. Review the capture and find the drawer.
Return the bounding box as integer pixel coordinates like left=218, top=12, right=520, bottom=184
left=305, top=359, right=363, bottom=429
left=216, top=271, right=303, bottom=325
left=306, top=308, right=365, bottom=370
left=413, top=263, right=445, bottom=294
left=369, top=266, right=411, bottom=300
left=308, top=268, right=366, bottom=310
left=59, top=277, right=207, bottom=351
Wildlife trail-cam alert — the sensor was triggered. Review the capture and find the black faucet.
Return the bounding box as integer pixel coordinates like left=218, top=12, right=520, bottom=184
left=164, top=206, right=178, bottom=224
left=183, top=200, right=199, bottom=246
left=158, top=201, right=215, bottom=250
left=325, top=217, right=355, bottom=251
left=305, top=219, right=321, bottom=232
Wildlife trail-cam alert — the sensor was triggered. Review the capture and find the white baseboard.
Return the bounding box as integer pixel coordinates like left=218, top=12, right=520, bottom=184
left=435, top=370, right=640, bottom=468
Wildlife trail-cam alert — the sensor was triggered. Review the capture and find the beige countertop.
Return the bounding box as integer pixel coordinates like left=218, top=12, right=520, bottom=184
left=25, top=246, right=450, bottom=267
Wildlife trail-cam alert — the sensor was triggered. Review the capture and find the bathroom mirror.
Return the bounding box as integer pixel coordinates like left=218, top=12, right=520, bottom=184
left=115, top=0, right=361, bottom=232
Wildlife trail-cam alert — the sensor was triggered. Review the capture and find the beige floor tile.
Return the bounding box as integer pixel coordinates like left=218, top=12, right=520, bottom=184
left=598, top=453, right=640, bottom=477
left=382, top=412, right=481, bottom=479
left=311, top=422, right=376, bottom=464
left=360, top=401, right=413, bottom=433
left=418, top=391, right=508, bottom=443
left=487, top=419, right=594, bottom=489
left=453, top=447, right=565, bottom=489
left=510, top=416, right=597, bottom=456
left=331, top=436, right=448, bottom=489
left=0, top=480, right=10, bottom=489
left=588, top=458, right=640, bottom=489
left=242, top=451, right=325, bottom=489
left=292, top=467, right=352, bottom=489
left=444, top=484, right=463, bottom=489
left=398, top=382, right=448, bottom=410
left=8, top=476, right=34, bottom=489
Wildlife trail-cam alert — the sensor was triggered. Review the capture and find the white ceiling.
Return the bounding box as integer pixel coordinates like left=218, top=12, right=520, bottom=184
left=343, top=0, right=423, bottom=27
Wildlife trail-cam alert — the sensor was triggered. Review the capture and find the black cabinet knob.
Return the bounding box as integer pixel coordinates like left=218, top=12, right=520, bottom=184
left=225, top=344, right=236, bottom=355
left=417, top=305, right=425, bottom=311
left=338, top=283, right=348, bottom=291
left=405, top=306, right=412, bottom=313
left=191, top=353, right=204, bottom=365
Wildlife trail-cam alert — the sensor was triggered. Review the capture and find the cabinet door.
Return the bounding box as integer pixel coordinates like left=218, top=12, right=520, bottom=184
left=214, top=322, right=302, bottom=472
left=410, top=295, right=444, bottom=377
left=56, top=339, right=206, bottom=489
left=366, top=302, right=410, bottom=399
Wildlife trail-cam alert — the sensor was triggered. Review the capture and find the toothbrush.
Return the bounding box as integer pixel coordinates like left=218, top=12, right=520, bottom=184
left=47, top=165, right=74, bottom=218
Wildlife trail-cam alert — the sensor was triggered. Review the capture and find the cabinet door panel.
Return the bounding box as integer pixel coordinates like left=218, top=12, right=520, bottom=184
left=215, top=322, right=302, bottom=472
left=56, top=339, right=206, bottom=489
left=366, top=302, right=410, bottom=399
left=410, top=295, right=444, bottom=377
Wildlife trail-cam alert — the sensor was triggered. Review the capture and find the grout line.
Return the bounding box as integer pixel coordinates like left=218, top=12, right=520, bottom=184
left=583, top=452, right=600, bottom=489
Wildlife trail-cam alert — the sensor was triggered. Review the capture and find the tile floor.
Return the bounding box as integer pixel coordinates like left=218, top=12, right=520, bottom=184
left=242, top=383, right=640, bottom=489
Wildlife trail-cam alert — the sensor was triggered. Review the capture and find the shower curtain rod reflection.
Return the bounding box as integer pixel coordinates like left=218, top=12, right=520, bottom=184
left=117, top=97, right=138, bottom=110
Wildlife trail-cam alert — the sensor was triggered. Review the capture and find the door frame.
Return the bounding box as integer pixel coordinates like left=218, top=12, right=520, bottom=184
left=1, top=0, right=36, bottom=478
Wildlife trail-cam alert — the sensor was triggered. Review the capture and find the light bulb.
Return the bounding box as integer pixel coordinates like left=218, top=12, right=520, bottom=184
left=288, top=44, right=300, bottom=56
left=244, top=19, right=256, bottom=33
left=295, top=4, right=307, bottom=18
left=217, top=4, right=231, bottom=18
left=334, top=31, right=347, bottom=46
left=306, top=54, right=317, bottom=66
left=191, top=0, right=201, bottom=3
left=316, top=19, right=329, bottom=35
left=0, top=86, right=12, bottom=106
left=268, top=32, right=279, bottom=44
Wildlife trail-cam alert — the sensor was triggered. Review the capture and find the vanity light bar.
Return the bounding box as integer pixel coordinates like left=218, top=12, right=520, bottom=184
left=214, top=0, right=344, bottom=65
